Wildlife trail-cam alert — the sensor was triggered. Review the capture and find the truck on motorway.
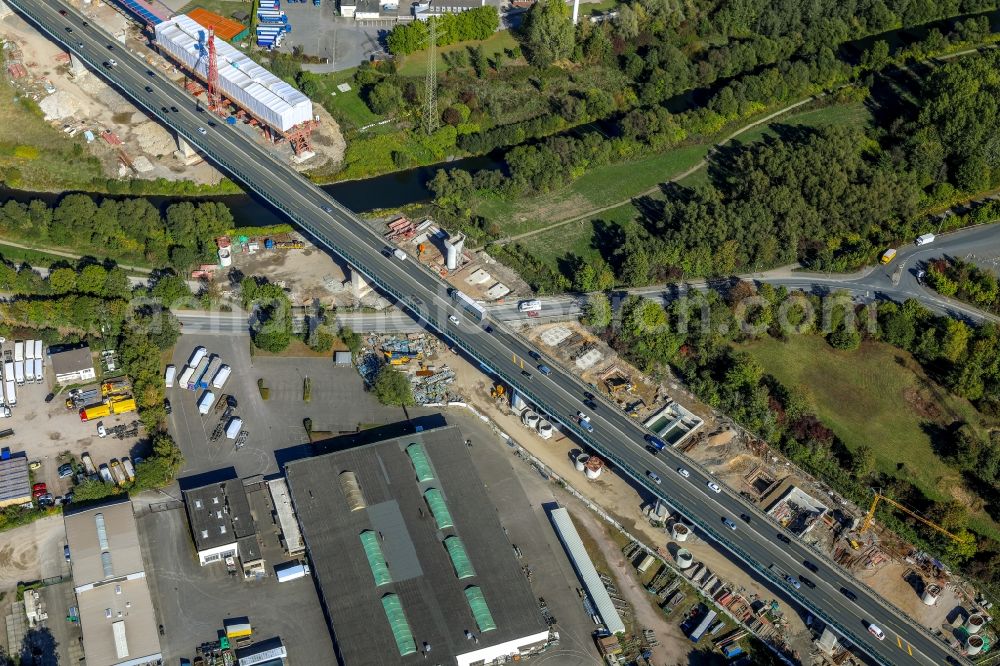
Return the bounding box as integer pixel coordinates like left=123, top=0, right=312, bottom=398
left=121, top=457, right=136, bottom=482
left=187, top=357, right=210, bottom=390
left=80, top=403, right=111, bottom=422
left=449, top=288, right=486, bottom=321
left=880, top=248, right=897, bottom=264
left=274, top=561, right=310, bottom=582
left=33, top=359, right=42, bottom=384
left=518, top=299, right=542, bottom=313
left=212, top=364, right=232, bottom=389
left=197, top=390, right=216, bottom=415
left=187, top=346, right=207, bottom=368
left=225, top=416, right=244, bottom=439
left=110, top=397, right=137, bottom=415
left=34, top=340, right=42, bottom=363
left=13, top=361, right=24, bottom=386
left=98, top=464, right=114, bottom=485
left=164, top=365, right=176, bottom=388
left=13, top=341, right=23, bottom=363
left=4, top=380, right=15, bottom=407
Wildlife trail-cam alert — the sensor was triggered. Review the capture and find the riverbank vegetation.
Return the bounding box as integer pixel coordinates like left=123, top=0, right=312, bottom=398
left=592, top=283, right=1000, bottom=587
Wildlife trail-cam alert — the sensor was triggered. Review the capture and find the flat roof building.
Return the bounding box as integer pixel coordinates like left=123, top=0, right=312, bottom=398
left=50, top=345, right=97, bottom=384
left=0, top=449, right=30, bottom=508
left=285, top=424, right=550, bottom=666
left=267, top=477, right=305, bottom=556
left=64, top=497, right=162, bottom=666
left=183, top=478, right=259, bottom=568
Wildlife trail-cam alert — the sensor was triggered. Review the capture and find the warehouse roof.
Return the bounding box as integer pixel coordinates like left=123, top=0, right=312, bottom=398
left=0, top=451, right=30, bottom=506
left=183, top=478, right=255, bottom=552
left=50, top=346, right=94, bottom=375
left=285, top=425, right=547, bottom=666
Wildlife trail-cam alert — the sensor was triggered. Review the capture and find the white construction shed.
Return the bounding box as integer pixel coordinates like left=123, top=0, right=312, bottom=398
left=154, top=15, right=313, bottom=132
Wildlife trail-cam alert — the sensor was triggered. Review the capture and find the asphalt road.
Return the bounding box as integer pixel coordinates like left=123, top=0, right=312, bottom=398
left=13, top=2, right=967, bottom=664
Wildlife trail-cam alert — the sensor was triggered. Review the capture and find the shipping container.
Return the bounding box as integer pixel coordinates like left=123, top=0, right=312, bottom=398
left=164, top=364, right=176, bottom=388
left=689, top=610, right=717, bottom=643
left=197, top=390, right=216, bottom=415
left=80, top=403, right=112, bottom=421
left=110, top=397, right=137, bottom=415
left=34, top=341, right=42, bottom=364
left=225, top=416, right=244, bottom=439
left=212, top=364, right=232, bottom=389
left=187, top=346, right=208, bottom=367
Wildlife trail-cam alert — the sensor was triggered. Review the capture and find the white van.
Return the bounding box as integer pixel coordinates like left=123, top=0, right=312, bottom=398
left=915, top=233, right=935, bottom=246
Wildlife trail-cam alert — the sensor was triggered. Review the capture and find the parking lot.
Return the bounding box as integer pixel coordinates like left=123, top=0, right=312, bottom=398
left=167, top=334, right=433, bottom=478
left=277, top=2, right=385, bottom=71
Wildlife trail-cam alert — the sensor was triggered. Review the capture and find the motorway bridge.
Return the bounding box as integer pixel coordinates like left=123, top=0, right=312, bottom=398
left=10, top=2, right=970, bottom=664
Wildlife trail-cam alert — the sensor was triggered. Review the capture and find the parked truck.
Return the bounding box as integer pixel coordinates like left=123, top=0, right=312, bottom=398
left=13, top=361, right=24, bottom=386
left=67, top=388, right=100, bottom=409
left=196, top=356, right=221, bottom=390
left=101, top=379, right=131, bottom=398
left=109, top=459, right=128, bottom=486
left=4, top=379, right=15, bottom=407
left=23, top=358, right=34, bottom=384
left=225, top=416, right=244, bottom=439
left=187, top=357, right=210, bottom=390
left=110, top=397, right=137, bottom=415
left=164, top=364, right=176, bottom=388
left=0, top=403, right=10, bottom=418
left=34, top=340, right=42, bottom=363
left=24, top=340, right=35, bottom=362
left=81, top=452, right=97, bottom=476
left=177, top=365, right=195, bottom=390
left=33, top=359, right=42, bottom=384
left=13, top=341, right=23, bottom=363
left=197, top=391, right=216, bottom=415
left=121, top=457, right=136, bottom=482
left=880, top=248, right=897, bottom=265
left=274, top=561, right=310, bottom=583
left=187, top=346, right=207, bottom=368
left=80, top=403, right=112, bottom=422
left=211, top=364, right=232, bottom=389
left=98, top=464, right=114, bottom=484
left=916, top=233, right=936, bottom=246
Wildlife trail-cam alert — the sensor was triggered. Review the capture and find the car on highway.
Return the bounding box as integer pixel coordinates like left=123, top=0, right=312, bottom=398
left=799, top=575, right=816, bottom=589
left=722, top=517, right=737, bottom=531
left=58, top=463, right=74, bottom=479
left=707, top=481, right=721, bottom=493
left=840, top=587, right=858, bottom=601
left=197, top=127, right=207, bottom=135
left=528, top=351, right=541, bottom=360
left=65, top=26, right=72, bottom=32
left=803, top=560, right=819, bottom=573
left=867, top=624, right=885, bottom=641
left=785, top=575, right=801, bottom=590
left=82, top=21, right=89, bottom=27
left=59, top=8, right=67, bottom=14
left=577, top=412, right=594, bottom=432
left=448, top=314, right=460, bottom=325
left=170, top=106, right=178, bottom=112
left=584, top=399, right=597, bottom=410
left=776, top=533, right=791, bottom=544
left=537, top=364, right=552, bottom=375
left=647, top=471, right=661, bottom=485
left=321, top=205, right=334, bottom=213
left=676, top=467, right=690, bottom=478
left=146, top=70, right=155, bottom=77
left=76, top=41, right=83, bottom=48
left=145, top=85, right=153, bottom=93
left=521, top=370, right=532, bottom=379
left=740, top=513, right=751, bottom=523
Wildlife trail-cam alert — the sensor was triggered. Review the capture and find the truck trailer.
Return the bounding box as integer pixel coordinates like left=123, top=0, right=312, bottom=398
left=3, top=381, right=14, bottom=407
left=109, top=459, right=128, bottom=486
left=197, top=391, right=216, bottom=415
left=33, top=359, right=42, bottom=384
left=110, top=397, right=137, bottom=415
left=80, top=403, right=111, bottom=422
left=34, top=340, right=42, bottom=363
left=187, top=357, right=210, bottom=390
left=98, top=464, right=114, bottom=484
left=23, top=359, right=34, bottom=384
left=449, top=288, right=487, bottom=321
left=211, top=364, right=232, bottom=389
left=164, top=364, right=176, bottom=388
left=121, top=457, right=136, bottom=482
left=24, top=340, right=35, bottom=362
left=225, top=416, right=244, bottom=439
left=13, top=341, right=23, bottom=363
left=13, top=361, right=24, bottom=386
left=274, top=561, right=310, bottom=582
left=177, top=365, right=195, bottom=390
left=187, top=346, right=207, bottom=368
left=197, top=356, right=221, bottom=390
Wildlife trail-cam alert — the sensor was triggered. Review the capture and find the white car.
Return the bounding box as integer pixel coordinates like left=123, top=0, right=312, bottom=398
left=448, top=315, right=460, bottom=325
left=576, top=411, right=590, bottom=422
left=707, top=481, right=721, bottom=493
left=97, top=422, right=107, bottom=438
left=867, top=624, right=885, bottom=641
left=107, top=58, right=117, bottom=67
left=677, top=467, right=690, bottom=478
left=647, top=471, right=661, bottom=485
left=197, top=127, right=207, bottom=135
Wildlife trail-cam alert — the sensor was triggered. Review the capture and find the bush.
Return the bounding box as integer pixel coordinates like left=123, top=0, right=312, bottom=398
left=258, top=378, right=270, bottom=400
left=372, top=366, right=414, bottom=406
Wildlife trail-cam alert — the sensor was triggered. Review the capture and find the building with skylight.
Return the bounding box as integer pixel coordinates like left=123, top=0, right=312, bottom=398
left=64, top=497, right=162, bottom=666
left=284, top=424, right=551, bottom=666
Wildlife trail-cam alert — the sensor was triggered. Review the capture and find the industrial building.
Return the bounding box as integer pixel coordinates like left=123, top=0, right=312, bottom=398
left=285, top=425, right=551, bottom=665
left=64, top=497, right=162, bottom=666
left=50, top=345, right=96, bottom=384
left=183, top=477, right=262, bottom=571
left=0, top=448, right=30, bottom=508
left=153, top=15, right=315, bottom=149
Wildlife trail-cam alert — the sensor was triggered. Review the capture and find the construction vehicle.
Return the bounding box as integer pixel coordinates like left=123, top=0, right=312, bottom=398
left=109, top=459, right=128, bottom=486
left=490, top=384, right=506, bottom=400
left=861, top=491, right=962, bottom=542
left=101, top=379, right=131, bottom=398
left=81, top=453, right=97, bottom=476
left=121, top=458, right=136, bottom=482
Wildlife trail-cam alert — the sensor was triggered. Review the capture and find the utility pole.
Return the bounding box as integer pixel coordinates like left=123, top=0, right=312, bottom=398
left=424, top=18, right=439, bottom=135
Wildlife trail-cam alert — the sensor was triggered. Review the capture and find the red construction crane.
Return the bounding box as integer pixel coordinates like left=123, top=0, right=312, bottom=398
left=206, top=28, right=221, bottom=114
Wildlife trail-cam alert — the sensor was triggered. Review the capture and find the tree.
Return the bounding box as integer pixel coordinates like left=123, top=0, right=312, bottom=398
left=339, top=326, right=363, bottom=353
left=852, top=445, right=876, bottom=478
left=47, top=267, right=77, bottom=294
left=366, top=81, right=403, bottom=115
left=521, top=0, right=575, bottom=67
left=828, top=322, right=861, bottom=350
left=618, top=233, right=650, bottom=287
left=373, top=366, right=414, bottom=406
left=581, top=293, right=612, bottom=328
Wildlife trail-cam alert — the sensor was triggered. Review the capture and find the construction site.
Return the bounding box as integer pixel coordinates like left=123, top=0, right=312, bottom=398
left=0, top=0, right=344, bottom=186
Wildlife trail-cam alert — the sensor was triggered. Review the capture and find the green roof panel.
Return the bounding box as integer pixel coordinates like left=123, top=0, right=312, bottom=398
left=380, top=593, right=417, bottom=656
left=423, top=488, right=454, bottom=530
left=406, top=443, right=434, bottom=482
left=359, top=530, right=392, bottom=586
left=444, top=536, right=476, bottom=579
left=464, top=586, right=497, bottom=633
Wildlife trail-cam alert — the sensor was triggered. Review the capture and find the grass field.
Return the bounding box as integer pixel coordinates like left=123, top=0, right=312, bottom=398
left=397, top=31, right=520, bottom=78
left=305, top=68, right=381, bottom=131
left=740, top=335, right=1000, bottom=539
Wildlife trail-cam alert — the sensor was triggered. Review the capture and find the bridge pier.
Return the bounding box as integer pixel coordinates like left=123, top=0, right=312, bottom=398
left=174, top=134, right=201, bottom=165
left=68, top=53, right=88, bottom=77
left=351, top=269, right=372, bottom=300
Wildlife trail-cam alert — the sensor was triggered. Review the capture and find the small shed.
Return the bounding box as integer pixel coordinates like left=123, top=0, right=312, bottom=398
left=334, top=351, right=353, bottom=366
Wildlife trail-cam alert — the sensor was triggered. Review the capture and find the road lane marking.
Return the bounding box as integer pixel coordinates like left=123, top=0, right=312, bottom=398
left=897, top=635, right=902, bottom=648
left=907, top=643, right=912, bottom=656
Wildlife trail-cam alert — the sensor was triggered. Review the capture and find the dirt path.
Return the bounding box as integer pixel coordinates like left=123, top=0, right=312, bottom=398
left=567, top=504, right=691, bottom=666
left=0, top=237, right=153, bottom=274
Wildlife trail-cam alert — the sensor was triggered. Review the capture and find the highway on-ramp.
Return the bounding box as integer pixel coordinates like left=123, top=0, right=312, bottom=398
left=12, top=2, right=967, bottom=664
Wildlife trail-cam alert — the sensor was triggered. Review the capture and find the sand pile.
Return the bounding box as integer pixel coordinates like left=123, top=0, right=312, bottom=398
left=39, top=90, right=81, bottom=120
left=133, top=121, right=175, bottom=156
